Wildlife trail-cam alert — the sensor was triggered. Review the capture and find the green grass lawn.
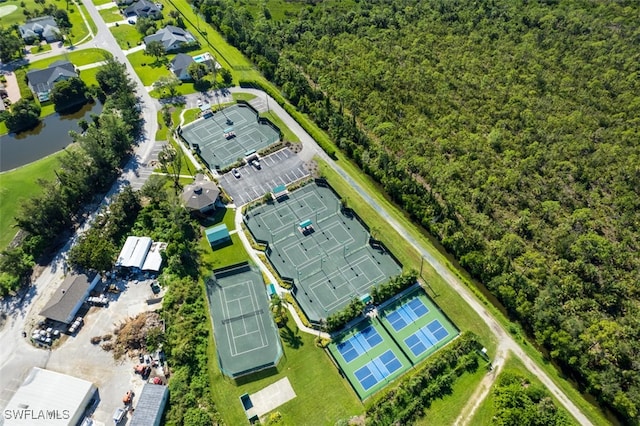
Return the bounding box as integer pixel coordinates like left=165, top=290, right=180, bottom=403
left=0, top=151, right=63, bottom=249
left=232, top=92, right=257, bottom=102
left=77, top=2, right=98, bottom=37
left=197, top=207, right=247, bottom=270
left=470, top=355, right=580, bottom=425
left=126, top=49, right=171, bottom=86
left=260, top=110, right=299, bottom=143
left=413, top=364, right=490, bottom=426
left=67, top=1, right=93, bottom=44
left=29, top=49, right=111, bottom=69
left=92, top=0, right=115, bottom=5
left=110, top=24, right=142, bottom=50
left=28, top=43, right=52, bottom=54
left=40, top=102, right=55, bottom=117
left=155, top=112, right=168, bottom=140
left=78, top=66, right=101, bottom=87
left=0, top=122, right=7, bottom=135
left=183, top=108, right=199, bottom=125
left=98, top=7, right=124, bottom=24
left=208, top=311, right=364, bottom=425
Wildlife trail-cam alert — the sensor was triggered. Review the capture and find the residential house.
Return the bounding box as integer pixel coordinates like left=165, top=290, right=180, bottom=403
left=144, top=25, right=196, bottom=52
left=26, top=60, right=78, bottom=102
left=124, top=0, right=162, bottom=19
left=181, top=174, right=220, bottom=213
left=19, top=16, right=61, bottom=43
left=169, top=53, right=194, bottom=80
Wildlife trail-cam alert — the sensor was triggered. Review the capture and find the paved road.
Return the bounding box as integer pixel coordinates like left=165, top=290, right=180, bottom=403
left=228, top=88, right=593, bottom=426
left=0, top=0, right=161, bottom=420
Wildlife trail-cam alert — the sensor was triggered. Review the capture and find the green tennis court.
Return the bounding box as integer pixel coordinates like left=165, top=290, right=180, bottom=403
left=244, top=182, right=402, bottom=324
left=205, top=263, right=283, bottom=378
left=180, top=104, right=280, bottom=170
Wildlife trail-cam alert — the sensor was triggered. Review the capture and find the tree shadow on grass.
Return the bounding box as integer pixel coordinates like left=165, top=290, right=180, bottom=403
left=280, top=324, right=303, bottom=349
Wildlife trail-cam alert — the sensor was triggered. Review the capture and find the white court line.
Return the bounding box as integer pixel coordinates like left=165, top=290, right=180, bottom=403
left=232, top=279, right=269, bottom=355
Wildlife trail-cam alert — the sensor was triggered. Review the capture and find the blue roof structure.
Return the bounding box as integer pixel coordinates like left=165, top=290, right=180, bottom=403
left=206, top=224, right=230, bottom=246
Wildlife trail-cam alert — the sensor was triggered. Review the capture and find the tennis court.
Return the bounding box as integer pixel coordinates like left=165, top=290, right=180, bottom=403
left=378, top=284, right=458, bottom=364
left=205, top=263, right=283, bottom=378
left=180, top=104, right=280, bottom=170
left=244, top=182, right=402, bottom=323
left=328, top=320, right=411, bottom=400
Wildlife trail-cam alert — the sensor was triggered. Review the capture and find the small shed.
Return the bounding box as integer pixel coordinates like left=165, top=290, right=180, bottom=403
left=206, top=224, right=231, bottom=247
left=271, top=184, right=288, bottom=200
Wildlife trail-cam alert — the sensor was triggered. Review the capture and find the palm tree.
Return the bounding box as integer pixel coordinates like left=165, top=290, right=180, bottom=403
left=270, top=294, right=287, bottom=327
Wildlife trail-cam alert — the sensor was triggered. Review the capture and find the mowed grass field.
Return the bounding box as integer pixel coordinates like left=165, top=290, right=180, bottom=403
left=0, top=151, right=63, bottom=249
left=29, top=48, right=111, bottom=69
left=98, top=7, right=124, bottom=24
left=110, top=24, right=142, bottom=50
left=126, top=50, right=172, bottom=86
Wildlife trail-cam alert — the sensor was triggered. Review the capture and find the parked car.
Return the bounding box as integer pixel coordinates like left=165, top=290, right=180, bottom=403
left=232, top=168, right=241, bottom=178
left=113, top=407, right=125, bottom=423
left=251, top=159, right=261, bottom=169
left=127, top=19, right=135, bottom=25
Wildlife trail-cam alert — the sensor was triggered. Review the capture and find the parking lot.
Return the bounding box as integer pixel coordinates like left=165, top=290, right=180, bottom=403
left=219, top=148, right=309, bottom=206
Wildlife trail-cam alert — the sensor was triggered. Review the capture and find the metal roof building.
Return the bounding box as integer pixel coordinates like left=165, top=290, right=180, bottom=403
left=3, top=368, right=96, bottom=425
left=130, top=384, right=169, bottom=426
left=142, top=242, right=167, bottom=272
left=205, top=224, right=230, bottom=246
left=116, top=236, right=153, bottom=269
left=39, top=272, right=100, bottom=324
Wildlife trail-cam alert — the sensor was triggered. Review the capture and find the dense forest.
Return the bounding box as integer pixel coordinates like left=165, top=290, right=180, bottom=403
left=194, top=0, right=640, bottom=421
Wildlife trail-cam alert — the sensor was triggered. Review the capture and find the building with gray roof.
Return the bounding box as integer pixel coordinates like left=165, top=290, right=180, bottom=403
left=19, top=16, right=61, bottom=43
left=130, top=384, right=168, bottom=426
left=144, top=25, right=196, bottom=52
left=124, top=0, right=162, bottom=19
left=169, top=53, right=194, bottom=80
left=26, top=60, right=78, bottom=102
left=39, top=272, right=100, bottom=324
left=181, top=174, right=220, bottom=213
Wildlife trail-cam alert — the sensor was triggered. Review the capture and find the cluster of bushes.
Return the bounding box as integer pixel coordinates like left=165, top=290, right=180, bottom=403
left=492, top=371, right=571, bottom=425
left=0, top=58, right=141, bottom=296
left=325, top=297, right=365, bottom=333
left=67, top=187, right=141, bottom=271
left=370, top=270, right=418, bottom=305
left=366, top=332, right=483, bottom=425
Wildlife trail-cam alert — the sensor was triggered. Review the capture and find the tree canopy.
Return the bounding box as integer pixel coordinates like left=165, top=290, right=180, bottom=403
left=0, top=26, right=23, bottom=63
left=50, top=77, right=89, bottom=111
left=4, top=99, right=41, bottom=133
left=201, top=0, right=640, bottom=421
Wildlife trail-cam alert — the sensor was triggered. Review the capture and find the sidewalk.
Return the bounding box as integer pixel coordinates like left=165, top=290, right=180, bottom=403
left=233, top=209, right=330, bottom=339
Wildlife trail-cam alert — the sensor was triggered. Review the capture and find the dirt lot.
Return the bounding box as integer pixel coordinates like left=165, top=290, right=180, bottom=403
left=1, top=273, right=166, bottom=425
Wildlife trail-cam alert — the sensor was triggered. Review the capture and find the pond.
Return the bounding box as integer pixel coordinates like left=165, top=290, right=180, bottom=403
left=0, top=100, right=103, bottom=172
